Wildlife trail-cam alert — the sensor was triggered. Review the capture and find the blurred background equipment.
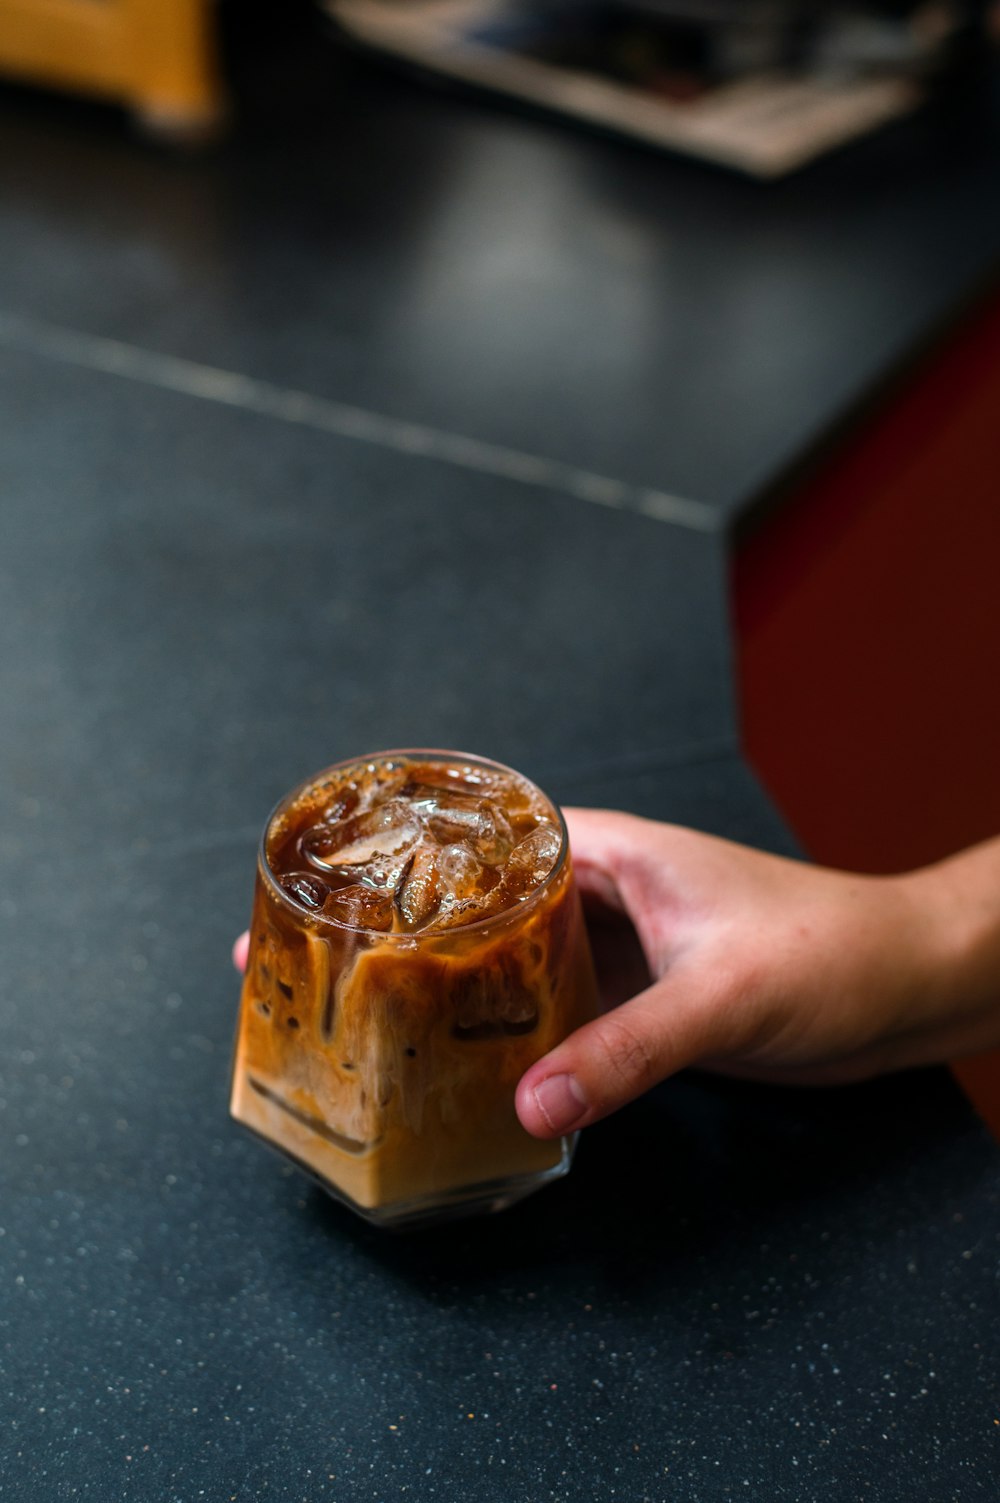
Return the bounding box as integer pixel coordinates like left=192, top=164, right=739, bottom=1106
left=329, top=0, right=988, bottom=175
left=0, top=0, right=226, bottom=138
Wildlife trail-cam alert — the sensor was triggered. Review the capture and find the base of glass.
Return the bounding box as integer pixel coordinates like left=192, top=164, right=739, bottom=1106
left=239, top=1115, right=577, bottom=1230
left=348, top=1137, right=577, bottom=1229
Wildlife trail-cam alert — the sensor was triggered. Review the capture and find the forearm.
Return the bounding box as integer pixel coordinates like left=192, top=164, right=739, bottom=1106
left=899, top=835, right=1000, bottom=1059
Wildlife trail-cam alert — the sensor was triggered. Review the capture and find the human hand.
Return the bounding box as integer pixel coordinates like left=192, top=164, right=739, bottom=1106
left=514, top=809, right=1000, bottom=1138
left=231, top=810, right=1000, bottom=1140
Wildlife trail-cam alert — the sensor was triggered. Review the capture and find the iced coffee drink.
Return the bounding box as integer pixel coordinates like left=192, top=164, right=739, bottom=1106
left=230, top=751, right=599, bottom=1227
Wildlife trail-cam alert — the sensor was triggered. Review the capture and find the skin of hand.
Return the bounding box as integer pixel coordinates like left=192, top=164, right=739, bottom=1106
left=515, top=809, right=1000, bottom=1138
left=231, top=810, right=1000, bottom=1141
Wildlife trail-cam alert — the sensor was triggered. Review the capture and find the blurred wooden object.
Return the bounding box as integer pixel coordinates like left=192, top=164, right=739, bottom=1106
left=0, top=0, right=226, bottom=139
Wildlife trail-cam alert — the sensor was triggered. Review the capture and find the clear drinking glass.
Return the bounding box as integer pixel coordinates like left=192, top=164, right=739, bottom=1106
left=230, top=750, right=599, bottom=1228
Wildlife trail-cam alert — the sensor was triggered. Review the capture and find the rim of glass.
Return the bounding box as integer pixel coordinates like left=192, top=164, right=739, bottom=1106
left=258, top=748, right=569, bottom=939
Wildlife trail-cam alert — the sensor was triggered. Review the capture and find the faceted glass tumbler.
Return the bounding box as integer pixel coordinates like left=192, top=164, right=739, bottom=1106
left=230, top=751, right=600, bottom=1228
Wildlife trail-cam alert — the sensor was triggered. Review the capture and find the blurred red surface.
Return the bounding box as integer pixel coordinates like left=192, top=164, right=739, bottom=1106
left=733, top=288, right=1000, bottom=1139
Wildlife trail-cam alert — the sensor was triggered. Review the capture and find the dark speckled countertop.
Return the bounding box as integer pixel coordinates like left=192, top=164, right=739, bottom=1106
left=1, top=7, right=998, bottom=1499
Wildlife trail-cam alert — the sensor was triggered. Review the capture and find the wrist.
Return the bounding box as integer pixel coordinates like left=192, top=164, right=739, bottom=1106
left=896, top=846, right=1000, bottom=1033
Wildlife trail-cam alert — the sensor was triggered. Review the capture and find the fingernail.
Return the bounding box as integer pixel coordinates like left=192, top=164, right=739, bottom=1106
left=532, top=1073, right=587, bottom=1134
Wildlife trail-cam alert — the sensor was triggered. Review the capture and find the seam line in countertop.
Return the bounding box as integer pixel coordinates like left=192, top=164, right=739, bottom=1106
left=0, top=311, right=720, bottom=534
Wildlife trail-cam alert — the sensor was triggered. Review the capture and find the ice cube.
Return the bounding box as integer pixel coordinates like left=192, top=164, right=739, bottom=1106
left=432, top=882, right=510, bottom=932
left=401, top=766, right=498, bottom=800
left=428, top=807, right=482, bottom=841
left=417, top=791, right=513, bottom=865
left=324, top=883, right=394, bottom=932
left=393, top=845, right=441, bottom=932
left=402, top=784, right=475, bottom=820
left=471, top=804, right=514, bottom=866
left=448, top=964, right=539, bottom=1039
left=278, top=871, right=331, bottom=912
left=436, top=842, right=484, bottom=899
left=320, top=786, right=360, bottom=824
left=435, top=843, right=510, bottom=930
left=503, top=823, right=561, bottom=898
left=500, top=989, right=540, bottom=1035
left=301, top=801, right=421, bottom=872
left=299, top=824, right=343, bottom=868
left=510, top=821, right=560, bottom=874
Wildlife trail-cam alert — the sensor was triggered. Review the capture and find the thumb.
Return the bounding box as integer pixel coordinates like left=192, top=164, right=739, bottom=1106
left=515, top=975, right=719, bottom=1137
left=232, top=930, right=250, bottom=974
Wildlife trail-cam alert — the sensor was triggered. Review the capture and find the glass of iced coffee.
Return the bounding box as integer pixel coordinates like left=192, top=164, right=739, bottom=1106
left=230, top=750, right=599, bottom=1228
